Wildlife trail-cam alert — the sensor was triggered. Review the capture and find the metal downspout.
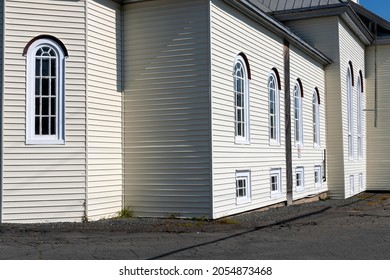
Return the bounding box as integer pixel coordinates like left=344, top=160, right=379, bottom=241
left=284, top=40, right=293, bottom=205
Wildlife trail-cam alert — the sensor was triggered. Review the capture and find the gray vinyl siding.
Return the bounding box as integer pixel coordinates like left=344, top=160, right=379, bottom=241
left=2, top=0, right=87, bottom=222
left=211, top=0, right=286, bottom=218
left=338, top=19, right=366, bottom=198
left=123, top=0, right=212, bottom=218
left=86, top=0, right=122, bottom=220
left=366, top=45, right=390, bottom=191
left=290, top=45, right=327, bottom=199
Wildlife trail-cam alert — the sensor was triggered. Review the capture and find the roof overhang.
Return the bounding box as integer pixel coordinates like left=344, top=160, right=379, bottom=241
left=270, top=3, right=374, bottom=46
left=223, top=0, right=332, bottom=66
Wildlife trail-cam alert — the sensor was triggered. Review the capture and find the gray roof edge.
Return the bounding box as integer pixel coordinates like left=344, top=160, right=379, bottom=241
left=223, top=0, right=332, bottom=66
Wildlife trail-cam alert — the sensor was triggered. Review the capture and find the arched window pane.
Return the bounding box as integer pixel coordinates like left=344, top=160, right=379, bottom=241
left=26, top=38, right=65, bottom=144
left=294, top=82, right=303, bottom=145
left=269, top=71, right=279, bottom=145
left=347, top=68, right=354, bottom=160
left=234, top=56, right=250, bottom=144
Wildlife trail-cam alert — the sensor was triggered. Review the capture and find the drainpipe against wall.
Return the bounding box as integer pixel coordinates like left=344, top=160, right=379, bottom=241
left=284, top=40, right=293, bottom=205
left=374, top=22, right=378, bottom=128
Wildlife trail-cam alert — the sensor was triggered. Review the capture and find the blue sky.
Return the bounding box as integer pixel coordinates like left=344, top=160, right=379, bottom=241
left=359, top=0, right=390, bottom=22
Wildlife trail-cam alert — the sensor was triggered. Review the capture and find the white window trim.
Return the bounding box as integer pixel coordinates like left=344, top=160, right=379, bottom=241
left=296, top=167, right=304, bottom=192
left=268, top=71, right=280, bottom=146
left=233, top=56, right=250, bottom=144
left=313, top=90, right=321, bottom=149
left=314, top=166, right=322, bottom=188
left=26, top=38, right=65, bottom=145
left=270, top=168, right=282, bottom=197
left=359, top=173, right=364, bottom=191
left=357, top=76, right=363, bottom=160
left=294, top=82, right=303, bottom=147
left=350, top=175, right=355, bottom=196
left=235, top=170, right=251, bottom=205
left=347, top=67, right=354, bottom=160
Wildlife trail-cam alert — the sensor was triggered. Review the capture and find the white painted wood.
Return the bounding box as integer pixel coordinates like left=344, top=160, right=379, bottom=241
left=290, top=45, right=327, bottom=200
left=2, top=0, right=87, bottom=222
left=338, top=19, right=366, bottom=198
left=211, top=0, right=287, bottom=218
left=86, top=0, right=123, bottom=220
left=366, top=45, right=390, bottom=191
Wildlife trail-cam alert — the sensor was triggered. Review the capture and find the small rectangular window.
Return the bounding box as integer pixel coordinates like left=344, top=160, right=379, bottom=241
left=350, top=175, right=355, bottom=195
left=236, top=171, right=251, bottom=204
left=314, top=166, right=322, bottom=188
left=359, top=173, right=363, bottom=192
left=296, top=167, right=304, bottom=192
left=270, top=168, right=282, bottom=197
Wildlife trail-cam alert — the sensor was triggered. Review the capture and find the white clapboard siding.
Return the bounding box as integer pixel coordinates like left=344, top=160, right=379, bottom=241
left=2, top=0, right=87, bottom=222
left=211, top=0, right=287, bottom=218
left=338, top=19, right=366, bottom=198
left=366, top=45, right=390, bottom=191
left=86, top=0, right=122, bottom=220
left=0, top=1, right=3, bottom=221
left=285, top=17, right=347, bottom=198
left=290, top=45, right=327, bottom=200
left=123, top=0, right=212, bottom=218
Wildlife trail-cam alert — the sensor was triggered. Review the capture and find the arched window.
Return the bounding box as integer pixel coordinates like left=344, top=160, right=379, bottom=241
left=347, top=65, right=354, bottom=160
left=233, top=54, right=250, bottom=144
left=25, top=37, right=66, bottom=144
left=269, top=70, right=280, bottom=145
left=357, top=73, right=363, bottom=160
left=313, top=88, right=320, bottom=148
left=294, top=80, right=303, bottom=146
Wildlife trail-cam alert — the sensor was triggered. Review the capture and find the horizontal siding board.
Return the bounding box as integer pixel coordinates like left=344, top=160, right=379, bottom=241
left=123, top=0, right=211, bottom=218
left=86, top=0, right=123, bottom=220
left=2, top=0, right=87, bottom=222
left=366, top=45, right=390, bottom=190
left=211, top=0, right=287, bottom=218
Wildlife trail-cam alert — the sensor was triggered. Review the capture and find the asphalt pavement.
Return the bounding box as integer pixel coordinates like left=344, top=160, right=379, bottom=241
left=1, top=192, right=390, bottom=259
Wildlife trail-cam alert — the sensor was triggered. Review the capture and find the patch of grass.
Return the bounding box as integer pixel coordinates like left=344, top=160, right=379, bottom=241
left=166, top=212, right=180, bottom=219
left=115, top=208, right=134, bottom=219
left=217, top=217, right=239, bottom=225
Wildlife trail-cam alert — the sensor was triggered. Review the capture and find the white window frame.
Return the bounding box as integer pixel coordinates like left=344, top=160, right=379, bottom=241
left=314, top=166, right=322, bottom=188
left=235, top=170, right=251, bottom=205
left=347, top=67, right=354, bottom=160
left=350, top=175, right=355, bottom=196
left=313, top=90, right=321, bottom=149
left=294, top=81, right=303, bottom=147
left=268, top=71, right=280, bottom=145
left=295, top=167, right=304, bottom=192
left=233, top=56, right=250, bottom=144
left=26, top=38, right=65, bottom=145
left=270, top=168, right=282, bottom=197
left=359, top=173, right=364, bottom=191
left=357, top=76, right=363, bottom=160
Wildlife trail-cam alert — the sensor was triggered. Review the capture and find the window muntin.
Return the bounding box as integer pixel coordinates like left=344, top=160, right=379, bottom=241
left=269, top=71, right=280, bottom=145
left=270, top=168, right=282, bottom=196
left=26, top=38, right=65, bottom=144
left=314, top=166, right=322, bottom=188
left=234, top=56, right=249, bottom=144
left=235, top=171, right=251, bottom=204
left=313, top=90, right=320, bottom=148
left=357, top=76, right=363, bottom=160
left=296, top=167, right=304, bottom=192
left=347, top=67, right=354, bottom=160
left=294, top=82, right=303, bottom=146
